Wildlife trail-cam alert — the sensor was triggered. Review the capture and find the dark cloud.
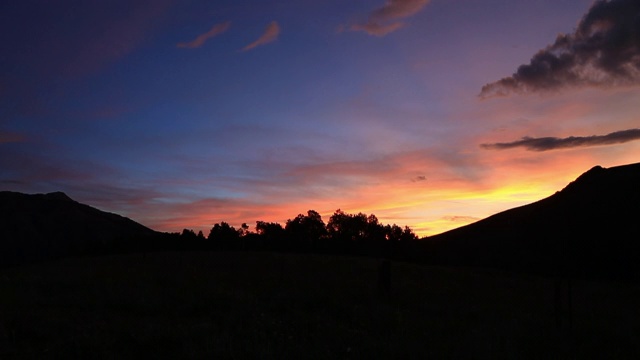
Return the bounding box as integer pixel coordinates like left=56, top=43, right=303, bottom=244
left=411, top=175, right=427, bottom=182
left=480, top=0, right=640, bottom=98
left=0, top=180, right=25, bottom=185
left=481, top=128, right=640, bottom=152
left=442, top=216, right=480, bottom=223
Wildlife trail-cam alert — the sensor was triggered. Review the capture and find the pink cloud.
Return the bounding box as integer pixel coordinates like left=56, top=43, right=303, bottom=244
left=53, top=145, right=626, bottom=237
left=242, top=21, right=281, bottom=51
left=351, top=22, right=405, bottom=37
left=350, top=0, right=431, bottom=36
left=370, top=0, right=432, bottom=20
left=177, top=21, right=231, bottom=49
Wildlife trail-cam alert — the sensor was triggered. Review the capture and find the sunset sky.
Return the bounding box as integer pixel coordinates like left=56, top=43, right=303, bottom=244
left=2, top=0, right=640, bottom=237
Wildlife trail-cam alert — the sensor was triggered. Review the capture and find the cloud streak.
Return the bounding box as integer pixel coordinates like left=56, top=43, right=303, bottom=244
left=480, top=0, right=640, bottom=98
left=350, top=0, right=431, bottom=36
left=442, top=216, right=480, bottom=223
left=177, top=21, right=231, bottom=49
left=0, top=130, right=26, bottom=144
left=242, top=21, right=280, bottom=51
left=481, top=128, right=640, bottom=152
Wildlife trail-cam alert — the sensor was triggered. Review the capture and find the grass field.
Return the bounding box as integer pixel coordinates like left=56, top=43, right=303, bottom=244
left=1, top=251, right=639, bottom=359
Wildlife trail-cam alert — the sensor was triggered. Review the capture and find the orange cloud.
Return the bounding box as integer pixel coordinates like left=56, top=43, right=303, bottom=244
left=242, top=21, right=281, bottom=51
left=350, top=0, right=431, bottom=36
left=185, top=119, right=636, bottom=237
left=93, top=98, right=640, bottom=239
left=135, top=145, right=617, bottom=238
left=177, top=21, right=231, bottom=49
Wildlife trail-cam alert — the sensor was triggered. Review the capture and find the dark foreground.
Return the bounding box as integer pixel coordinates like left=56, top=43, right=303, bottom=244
left=1, top=252, right=639, bottom=359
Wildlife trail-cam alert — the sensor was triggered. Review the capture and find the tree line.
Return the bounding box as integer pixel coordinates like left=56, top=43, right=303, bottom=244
left=176, top=209, right=421, bottom=259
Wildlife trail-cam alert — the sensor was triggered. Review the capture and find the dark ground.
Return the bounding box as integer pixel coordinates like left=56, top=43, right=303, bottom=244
left=1, top=251, right=639, bottom=359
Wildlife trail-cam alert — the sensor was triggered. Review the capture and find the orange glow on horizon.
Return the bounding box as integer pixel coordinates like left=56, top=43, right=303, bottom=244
left=147, top=154, right=607, bottom=238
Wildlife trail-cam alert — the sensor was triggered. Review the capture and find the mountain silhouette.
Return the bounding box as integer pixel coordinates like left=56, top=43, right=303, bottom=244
left=3, top=162, right=639, bottom=278
left=0, top=191, right=158, bottom=266
left=426, top=162, right=640, bottom=280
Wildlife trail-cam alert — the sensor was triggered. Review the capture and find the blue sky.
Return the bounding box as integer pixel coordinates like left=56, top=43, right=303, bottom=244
left=2, top=0, right=640, bottom=236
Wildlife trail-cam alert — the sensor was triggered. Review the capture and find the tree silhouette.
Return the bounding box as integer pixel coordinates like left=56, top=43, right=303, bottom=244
left=364, top=214, right=387, bottom=256
left=208, top=222, right=240, bottom=249
left=181, top=229, right=197, bottom=239
left=285, top=210, right=328, bottom=251
left=255, top=221, right=286, bottom=250
left=199, top=209, right=418, bottom=256
left=327, top=210, right=367, bottom=242
left=325, top=209, right=414, bottom=256
left=238, top=223, right=250, bottom=237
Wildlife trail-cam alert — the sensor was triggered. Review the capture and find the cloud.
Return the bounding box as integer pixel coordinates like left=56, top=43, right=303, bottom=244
left=411, top=175, right=427, bottom=182
left=1, top=0, right=173, bottom=83
left=177, top=21, right=231, bottom=49
left=442, top=215, right=480, bottom=223
left=65, top=0, right=173, bottom=77
left=480, top=0, right=640, bottom=98
left=0, top=130, right=26, bottom=144
left=350, top=0, right=431, bottom=36
left=481, top=128, right=640, bottom=152
left=351, top=21, right=405, bottom=37
left=242, top=21, right=281, bottom=51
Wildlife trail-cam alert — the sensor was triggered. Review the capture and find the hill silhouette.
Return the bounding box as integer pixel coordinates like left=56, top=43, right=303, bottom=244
left=3, top=162, right=640, bottom=279
left=425, top=162, right=640, bottom=280
left=0, top=191, right=158, bottom=266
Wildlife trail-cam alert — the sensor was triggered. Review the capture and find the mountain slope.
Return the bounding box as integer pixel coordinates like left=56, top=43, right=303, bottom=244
left=426, top=162, right=640, bottom=279
left=0, top=191, right=158, bottom=266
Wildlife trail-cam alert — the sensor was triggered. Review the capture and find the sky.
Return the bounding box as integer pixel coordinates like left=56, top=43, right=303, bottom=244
left=2, top=0, right=640, bottom=237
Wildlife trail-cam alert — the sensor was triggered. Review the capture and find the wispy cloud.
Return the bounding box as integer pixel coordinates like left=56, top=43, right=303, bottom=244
left=351, top=21, right=405, bottom=37
left=177, top=21, right=231, bottom=49
left=481, top=128, right=640, bottom=152
left=350, top=0, right=431, bottom=36
left=242, top=21, right=281, bottom=51
left=0, top=130, right=26, bottom=144
left=66, top=0, right=173, bottom=77
left=2, top=0, right=172, bottom=80
left=480, top=0, right=640, bottom=98
left=442, top=215, right=480, bottom=223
